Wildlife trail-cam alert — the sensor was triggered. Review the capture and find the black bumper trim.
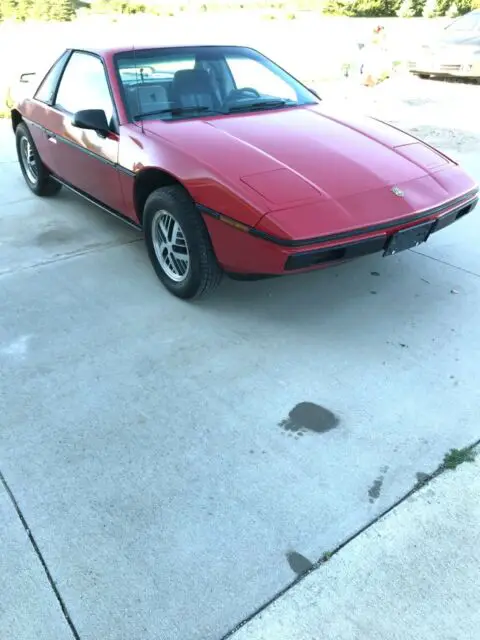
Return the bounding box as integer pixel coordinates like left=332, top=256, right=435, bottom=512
left=197, top=190, right=478, bottom=248
left=285, top=236, right=386, bottom=270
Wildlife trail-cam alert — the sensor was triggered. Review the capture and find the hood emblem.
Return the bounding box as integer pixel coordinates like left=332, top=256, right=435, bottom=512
left=391, top=186, right=404, bottom=197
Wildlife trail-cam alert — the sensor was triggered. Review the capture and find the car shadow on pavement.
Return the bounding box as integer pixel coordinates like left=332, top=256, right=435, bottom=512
left=196, top=251, right=448, bottom=327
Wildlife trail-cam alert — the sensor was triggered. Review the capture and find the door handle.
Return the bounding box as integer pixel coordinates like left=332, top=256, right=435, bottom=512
left=47, top=134, right=57, bottom=144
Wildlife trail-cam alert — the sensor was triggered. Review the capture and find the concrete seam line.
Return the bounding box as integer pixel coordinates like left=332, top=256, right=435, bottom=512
left=0, top=469, right=81, bottom=640
left=410, top=248, right=480, bottom=279
left=219, top=438, right=480, bottom=640
left=0, top=238, right=143, bottom=280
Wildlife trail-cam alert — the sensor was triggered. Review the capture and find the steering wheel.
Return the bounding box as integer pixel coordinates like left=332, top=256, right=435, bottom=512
left=226, top=87, right=260, bottom=102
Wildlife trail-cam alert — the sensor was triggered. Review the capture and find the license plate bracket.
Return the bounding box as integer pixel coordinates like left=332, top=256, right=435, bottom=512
left=383, top=220, right=434, bottom=257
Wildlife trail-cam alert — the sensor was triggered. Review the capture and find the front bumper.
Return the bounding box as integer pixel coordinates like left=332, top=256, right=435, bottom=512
left=200, top=190, right=478, bottom=276
left=284, top=195, right=476, bottom=271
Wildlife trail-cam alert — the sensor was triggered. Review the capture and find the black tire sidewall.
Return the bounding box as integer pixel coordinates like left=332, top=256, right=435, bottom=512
left=16, top=122, right=60, bottom=197
left=143, top=187, right=217, bottom=299
left=16, top=123, right=43, bottom=194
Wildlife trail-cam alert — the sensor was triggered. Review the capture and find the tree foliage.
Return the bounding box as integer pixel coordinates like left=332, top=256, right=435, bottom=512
left=422, top=0, right=440, bottom=16
left=0, top=0, right=76, bottom=21
left=397, top=0, right=416, bottom=15
left=446, top=1, right=459, bottom=15
left=49, top=0, right=76, bottom=20
left=0, top=0, right=18, bottom=20
left=322, top=0, right=357, bottom=15
left=1, top=0, right=479, bottom=21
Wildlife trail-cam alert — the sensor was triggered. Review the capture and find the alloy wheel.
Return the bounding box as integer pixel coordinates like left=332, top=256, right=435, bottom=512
left=20, top=136, right=38, bottom=184
left=151, top=210, right=190, bottom=282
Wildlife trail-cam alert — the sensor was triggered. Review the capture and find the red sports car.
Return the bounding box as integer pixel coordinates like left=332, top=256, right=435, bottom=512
left=12, top=44, right=478, bottom=299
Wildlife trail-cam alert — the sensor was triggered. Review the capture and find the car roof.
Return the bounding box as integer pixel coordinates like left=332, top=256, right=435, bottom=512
left=71, top=43, right=250, bottom=58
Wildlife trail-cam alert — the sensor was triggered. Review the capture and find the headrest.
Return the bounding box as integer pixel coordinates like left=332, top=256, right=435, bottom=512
left=171, top=69, right=214, bottom=95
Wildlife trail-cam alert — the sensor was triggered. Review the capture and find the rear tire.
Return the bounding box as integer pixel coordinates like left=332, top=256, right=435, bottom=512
left=143, top=185, right=223, bottom=300
left=16, top=122, right=62, bottom=197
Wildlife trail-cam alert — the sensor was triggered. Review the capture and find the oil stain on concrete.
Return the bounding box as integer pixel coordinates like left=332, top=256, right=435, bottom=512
left=35, top=228, right=78, bottom=246
left=286, top=551, right=314, bottom=575
left=368, top=465, right=389, bottom=503
left=279, top=402, right=339, bottom=438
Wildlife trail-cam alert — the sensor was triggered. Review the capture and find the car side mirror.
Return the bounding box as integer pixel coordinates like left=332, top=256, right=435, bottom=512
left=72, top=109, right=110, bottom=136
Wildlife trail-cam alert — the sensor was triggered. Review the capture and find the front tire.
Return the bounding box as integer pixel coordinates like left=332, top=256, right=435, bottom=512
left=16, top=122, right=62, bottom=197
left=143, top=185, right=222, bottom=300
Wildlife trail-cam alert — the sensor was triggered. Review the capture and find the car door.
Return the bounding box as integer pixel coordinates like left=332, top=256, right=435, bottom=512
left=20, top=50, right=71, bottom=172
left=45, top=50, right=126, bottom=214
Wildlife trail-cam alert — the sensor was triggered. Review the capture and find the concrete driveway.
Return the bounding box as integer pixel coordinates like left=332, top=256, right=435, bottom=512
left=1, top=103, right=480, bottom=640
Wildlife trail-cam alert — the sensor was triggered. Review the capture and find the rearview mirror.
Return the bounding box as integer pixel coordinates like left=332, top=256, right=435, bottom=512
left=72, top=109, right=110, bottom=136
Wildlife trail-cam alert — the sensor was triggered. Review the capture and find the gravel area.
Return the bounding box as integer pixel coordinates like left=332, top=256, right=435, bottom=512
left=319, top=72, right=480, bottom=156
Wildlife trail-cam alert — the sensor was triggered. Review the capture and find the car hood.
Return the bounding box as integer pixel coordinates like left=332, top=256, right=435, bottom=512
left=143, top=105, right=465, bottom=234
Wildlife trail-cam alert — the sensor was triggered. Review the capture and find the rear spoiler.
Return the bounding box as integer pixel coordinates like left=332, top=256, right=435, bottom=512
left=19, top=72, right=37, bottom=84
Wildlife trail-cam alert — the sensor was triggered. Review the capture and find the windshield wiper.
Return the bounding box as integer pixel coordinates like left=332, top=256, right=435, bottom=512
left=133, top=105, right=223, bottom=120
left=227, top=99, right=294, bottom=113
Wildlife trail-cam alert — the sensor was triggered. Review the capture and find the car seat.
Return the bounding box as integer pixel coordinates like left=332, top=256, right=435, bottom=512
left=126, top=83, right=169, bottom=117
left=170, top=69, right=220, bottom=110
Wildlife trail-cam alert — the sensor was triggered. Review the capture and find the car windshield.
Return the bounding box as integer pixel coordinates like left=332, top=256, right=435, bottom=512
left=115, top=45, right=319, bottom=122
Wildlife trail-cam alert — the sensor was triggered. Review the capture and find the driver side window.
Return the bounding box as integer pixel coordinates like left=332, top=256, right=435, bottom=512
left=55, top=51, right=114, bottom=124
